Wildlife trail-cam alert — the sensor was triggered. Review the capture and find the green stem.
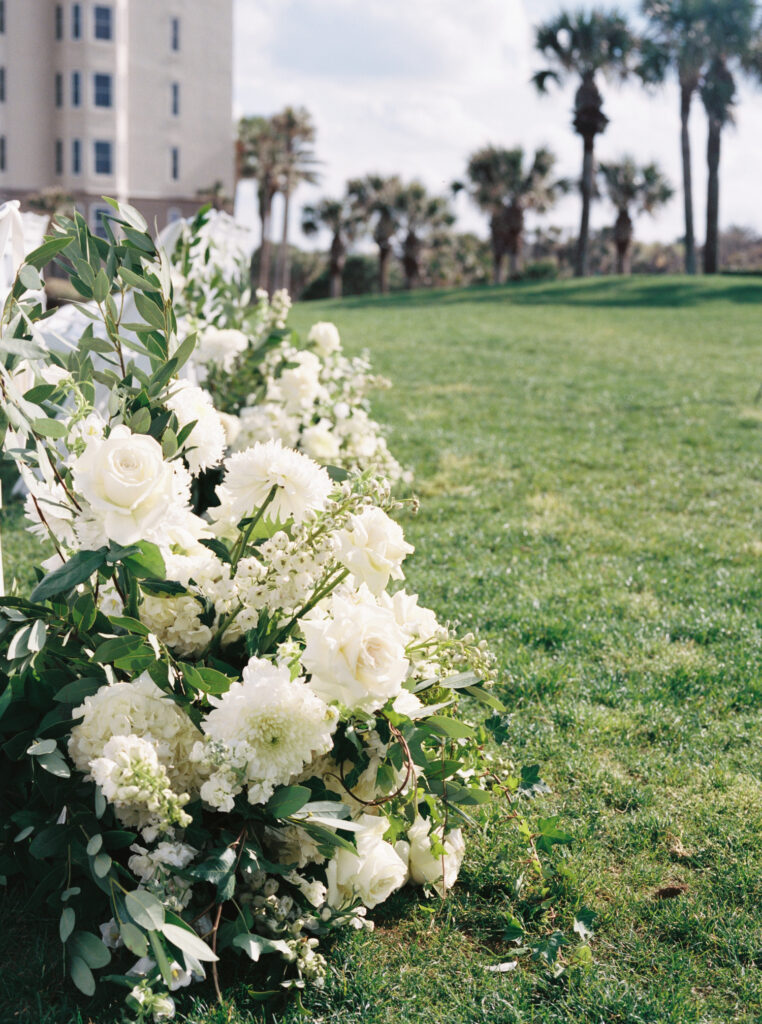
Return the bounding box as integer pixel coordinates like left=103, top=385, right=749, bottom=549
left=229, top=485, right=278, bottom=571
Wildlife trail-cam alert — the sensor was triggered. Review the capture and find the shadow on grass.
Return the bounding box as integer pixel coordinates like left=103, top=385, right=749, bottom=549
left=326, top=275, right=762, bottom=313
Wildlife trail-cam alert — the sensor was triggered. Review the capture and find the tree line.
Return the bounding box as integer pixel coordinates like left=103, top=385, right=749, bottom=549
left=236, top=1, right=762, bottom=294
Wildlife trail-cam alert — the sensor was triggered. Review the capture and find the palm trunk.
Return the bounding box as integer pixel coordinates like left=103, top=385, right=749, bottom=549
left=680, top=82, right=697, bottom=275
left=704, top=117, right=721, bottom=274
left=278, top=186, right=292, bottom=293
left=378, top=243, right=391, bottom=293
left=492, top=251, right=505, bottom=285
left=614, top=210, right=632, bottom=275
left=576, top=135, right=594, bottom=278
left=259, top=198, right=273, bottom=293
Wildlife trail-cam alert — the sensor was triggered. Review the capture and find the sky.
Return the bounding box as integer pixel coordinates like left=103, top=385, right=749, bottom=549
left=232, top=0, right=762, bottom=250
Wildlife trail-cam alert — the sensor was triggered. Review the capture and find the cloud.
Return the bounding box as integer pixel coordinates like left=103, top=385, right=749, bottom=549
left=233, top=0, right=762, bottom=250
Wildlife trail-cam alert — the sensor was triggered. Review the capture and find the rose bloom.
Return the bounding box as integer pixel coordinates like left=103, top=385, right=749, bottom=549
left=338, top=506, right=414, bottom=595
left=71, top=425, right=177, bottom=545
left=404, top=816, right=465, bottom=898
left=308, top=321, right=341, bottom=358
left=301, top=587, right=409, bottom=712
left=326, top=815, right=408, bottom=910
left=195, top=325, right=248, bottom=372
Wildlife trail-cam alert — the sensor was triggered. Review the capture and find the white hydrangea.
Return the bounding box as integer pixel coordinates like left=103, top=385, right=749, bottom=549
left=165, top=380, right=226, bottom=475
left=195, top=325, right=248, bottom=372
left=90, top=734, right=191, bottom=831
left=301, top=587, right=409, bottom=712
left=337, top=506, right=414, bottom=595
left=69, top=671, right=201, bottom=795
left=212, top=440, right=332, bottom=528
left=191, top=657, right=338, bottom=809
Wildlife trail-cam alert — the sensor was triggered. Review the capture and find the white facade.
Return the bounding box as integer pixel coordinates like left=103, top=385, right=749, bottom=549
left=0, top=0, right=234, bottom=230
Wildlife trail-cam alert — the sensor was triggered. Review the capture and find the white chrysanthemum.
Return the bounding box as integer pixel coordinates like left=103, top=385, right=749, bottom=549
left=71, top=425, right=194, bottom=547
left=195, top=325, right=248, bottom=371
left=337, top=506, right=414, bottom=595
left=166, top=380, right=226, bottom=475
left=90, top=734, right=191, bottom=831
left=213, top=439, right=332, bottom=526
left=69, top=671, right=201, bottom=794
left=301, top=587, right=409, bottom=712
left=192, top=657, right=338, bottom=808
left=308, top=321, right=341, bottom=358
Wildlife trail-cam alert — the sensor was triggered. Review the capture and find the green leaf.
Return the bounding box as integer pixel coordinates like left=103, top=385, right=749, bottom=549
left=423, top=716, right=476, bottom=739
left=86, top=835, right=103, bottom=856
left=232, top=933, right=292, bottom=962
left=93, top=635, right=149, bottom=665
left=69, top=955, right=95, bottom=996
left=108, top=615, right=150, bottom=636
left=535, top=817, right=574, bottom=854
left=573, top=906, right=596, bottom=942
left=161, top=922, right=219, bottom=962
left=69, top=930, right=111, bottom=969
left=92, top=268, right=110, bottom=303
left=27, top=739, right=57, bottom=756
left=54, top=676, right=104, bottom=705
left=30, top=548, right=108, bottom=602
left=19, top=264, right=43, bottom=290
left=265, top=784, right=312, bottom=819
left=181, top=663, right=233, bottom=696
left=32, top=416, right=67, bottom=439
left=129, top=406, right=152, bottom=434
left=126, top=889, right=165, bottom=931
left=24, top=235, right=76, bottom=269
left=120, top=922, right=149, bottom=958
left=122, top=541, right=166, bottom=579
left=36, top=749, right=71, bottom=778
left=59, top=907, right=75, bottom=943
left=92, top=852, right=112, bottom=878
left=134, top=291, right=166, bottom=330
left=148, top=930, right=174, bottom=986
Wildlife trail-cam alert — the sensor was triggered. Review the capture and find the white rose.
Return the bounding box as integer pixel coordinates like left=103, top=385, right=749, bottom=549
left=302, top=588, right=409, bottom=712
left=72, top=425, right=177, bottom=545
left=338, top=507, right=414, bottom=595
left=326, top=815, right=408, bottom=910
left=196, top=326, right=248, bottom=372
left=406, top=816, right=465, bottom=898
left=301, top=419, right=341, bottom=464
left=308, top=321, right=341, bottom=357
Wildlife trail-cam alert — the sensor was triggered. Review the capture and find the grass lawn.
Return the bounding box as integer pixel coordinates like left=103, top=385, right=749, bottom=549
left=3, top=274, right=762, bottom=1023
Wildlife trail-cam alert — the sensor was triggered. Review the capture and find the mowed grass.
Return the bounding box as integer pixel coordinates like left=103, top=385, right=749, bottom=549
left=3, top=274, right=762, bottom=1023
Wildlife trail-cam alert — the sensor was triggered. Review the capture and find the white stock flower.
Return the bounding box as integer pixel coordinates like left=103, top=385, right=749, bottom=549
left=301, top=588, right=409, bottom=712
left=405, top=816, right=466, bottom=898
left=337, top=507, right=414, bottom=595
left=192, top=657, right=338, bottom=808
left=326, top=815, right=408, bottom=910
left=195, top=325, right=248, bottom=371
left=308, top=321, right=341, bottom=357
left=166, top=381, right=226, bottom=475
left=71, top=426, right=181, bottom=546
left=213, top=439, right=332, bottom=526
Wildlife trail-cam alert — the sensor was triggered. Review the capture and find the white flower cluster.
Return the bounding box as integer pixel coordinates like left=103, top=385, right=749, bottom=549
left=234, top=322, right=410, bottom=485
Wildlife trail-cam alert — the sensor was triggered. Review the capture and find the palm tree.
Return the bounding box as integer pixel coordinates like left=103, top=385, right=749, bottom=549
left=393, top=182, right=454, bottom=290
left=347, top=175, right=404, bottom=294
left=698, top=1, right=761, bottom=274
left=237, top=116, right=282, bottom=292
left=455, top=146, right=565, bottom=283
left=271, top=106, right=319, bottom=293
left=640, top=1, right=712, bottom=275
left=533, top=9, right=635, bottom=277
left=598, top=157, right=674, bottom=273
left=301, top=195, right=361, bottom=298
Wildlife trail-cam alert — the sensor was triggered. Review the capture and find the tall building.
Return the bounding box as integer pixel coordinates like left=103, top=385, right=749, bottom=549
left=0, top=0, right=234, bottom=234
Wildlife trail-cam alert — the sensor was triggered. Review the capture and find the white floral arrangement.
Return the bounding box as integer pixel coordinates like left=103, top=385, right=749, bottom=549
left=162, top=207, right=410, bottom=486
left=0, top=201, right=558, bottom=1021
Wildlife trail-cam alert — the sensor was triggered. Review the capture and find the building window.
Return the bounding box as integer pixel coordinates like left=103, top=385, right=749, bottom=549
left=93, top=73, right=112, bottom=108
left=71, top=71, right=81, bottom=107
left=171, top=146, right=179, bottom=181
left=171, top=17, right=180, bottom=51
left=0, top=68, right=5, bottom=103
left=55, top=139, right=63, bottom=175
left=72, top=138, right=81, bottom=175
left=0, top=2, right=5, bottom=34
left=90, top=204, right=111, bottom=239
left=0, top=137, right=6, bottom=173
left=72, top=3, right=82, bottom=39
left=94, top=140, right=113, bottom=175
left=94, top=5, right=113, bottom=40
left=55, top=73, right=63, bottom=107
left=171, top=82, right=180, bottom=116
left=55, top=4, right=63, bottom=40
